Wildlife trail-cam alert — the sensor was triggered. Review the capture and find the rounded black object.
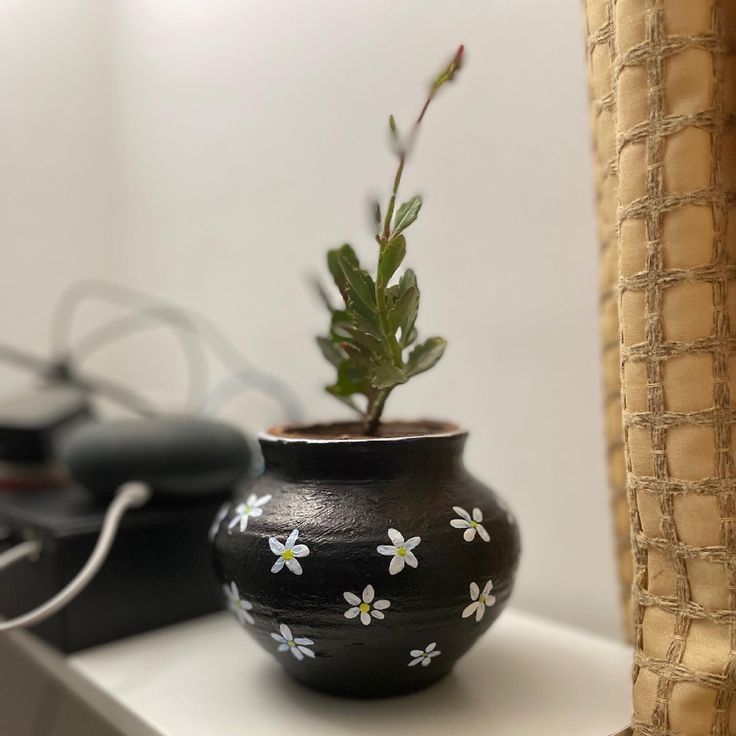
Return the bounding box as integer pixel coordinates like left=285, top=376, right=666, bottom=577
left=63, top=417, right=251, bottom=498
left=211, top=421, right=521, bottom=698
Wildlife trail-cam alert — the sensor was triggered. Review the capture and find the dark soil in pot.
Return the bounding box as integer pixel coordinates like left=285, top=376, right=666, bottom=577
left=211, top=420, right=521, bottom=698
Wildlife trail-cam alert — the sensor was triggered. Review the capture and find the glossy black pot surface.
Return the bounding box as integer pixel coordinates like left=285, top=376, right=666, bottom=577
left=211, top=421, right=520, bottom=698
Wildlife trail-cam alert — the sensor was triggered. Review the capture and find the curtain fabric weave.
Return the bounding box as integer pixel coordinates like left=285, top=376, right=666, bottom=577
left=585, top=1, right=736, bottom=733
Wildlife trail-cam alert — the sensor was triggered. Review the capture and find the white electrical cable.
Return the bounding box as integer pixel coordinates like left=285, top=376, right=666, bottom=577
left=0, top=540, right=42, bottom=572
left=0, top=482, right=151, bottom=632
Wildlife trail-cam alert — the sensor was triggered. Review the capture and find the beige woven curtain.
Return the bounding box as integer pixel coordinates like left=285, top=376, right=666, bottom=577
left=585, top=1, right=736, bottom=733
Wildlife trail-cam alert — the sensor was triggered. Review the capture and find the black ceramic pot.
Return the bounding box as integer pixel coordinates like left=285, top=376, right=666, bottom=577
left=211, top=421, right=520, bottom=698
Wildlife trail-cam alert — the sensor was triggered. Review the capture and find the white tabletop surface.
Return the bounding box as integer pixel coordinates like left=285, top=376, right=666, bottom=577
left=65, top=609, right=633, bottom=736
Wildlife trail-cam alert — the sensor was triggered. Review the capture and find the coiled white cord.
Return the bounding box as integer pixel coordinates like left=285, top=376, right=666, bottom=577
left=0, top=482, right=151, bottom=632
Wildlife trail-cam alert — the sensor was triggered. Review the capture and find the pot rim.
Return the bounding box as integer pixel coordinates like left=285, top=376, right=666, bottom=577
left=259, top=419, right=466, bottom=444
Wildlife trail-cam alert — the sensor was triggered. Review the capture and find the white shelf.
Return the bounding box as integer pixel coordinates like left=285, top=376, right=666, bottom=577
left=62, top=609, right=632, bottom=736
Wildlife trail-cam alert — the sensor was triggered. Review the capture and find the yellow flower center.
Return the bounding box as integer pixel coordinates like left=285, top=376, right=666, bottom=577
left=287, top=640, right=295, bottom=647
left=479, top=595, right=486, bottom=605
left=359, top=602, right=371, bottom=613
left=470, top=520, right=478, bottom=528
left=281, top=549, right=294, bottom=560
left=397, top=546, right=407, bottom=557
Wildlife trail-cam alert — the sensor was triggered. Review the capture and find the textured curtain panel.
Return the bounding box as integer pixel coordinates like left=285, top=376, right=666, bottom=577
left=585, top=1, right=736, bottom=734
left=586, top=0, right=633, bottom=643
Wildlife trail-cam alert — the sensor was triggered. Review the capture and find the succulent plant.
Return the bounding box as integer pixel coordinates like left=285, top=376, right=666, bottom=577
left=317, top=46, right=464, bottom=435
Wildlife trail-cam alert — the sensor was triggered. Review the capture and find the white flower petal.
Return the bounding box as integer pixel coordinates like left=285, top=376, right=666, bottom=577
left=344, top=607, right=360, bottom=619
left=279, top=624, right=292, bottom=639
left=472, top=507, right=483, bottom=522
left=453, top=506, right=471, bottom=521
left=298, top=645, right=315, bottom=658
left=421, top=657, right=432, bottom=667
left=270, top=558, right=285, bottom=573
left=239, top=516, right=249, bottom=532
left=476, top=604, right=486, bottom=622
left=404, top=536, right=421, bottom=550
left=377, top=545, right=397, bottom=556
left=410, top=649, right=424, bottom=657
left=404, top=551, right=418, bottom=568
left=269, top=537, right=285, bottom=555
left=271, top=633, right=286, bottom=642
left=373, top=599, right=390, bottom=610
left=463, top=527, right=477, bottom=542
left=462, top=602, right=479, bottom=619
left=450, top=519, right=471, bottom=529
left=277, top=644, right=289, bottom=652
left=482, top=580, right=494, bottom=598
left=409, top=657, right=423, bottom=667
left=469, top=582, right=480, bottom=600
left=227, top=516, right=240, bottom=530
left=487, top=594, right=497, bottom=607
left=285, top=528, right=299, bottom=548
left=428, top=650, right=441, bottom=658
left=285, top=558, right=303, bottom=575
left=362, top=585, right=375, bottom=604
left=387, top=528, right=404, bottom=546
left=250, top=507, right=263, bottom=518
left=245, top=493, right=257, bottom=506
left=294, top=637, right=313, bottom=646
left=291, top=646, right=304, bottom=661
left=344, top=591, right=361, bottom=606
left=477, top=524, right=491, bottom=542
left=425, top=642, right=437, bottom=653
left=291, top=544, right=310, bottom=558
left=228, top=581, right=238, bottom=598
left=360, top=611, right=371, bottom=626
left=254, top=494, right=272, bottom=507
left=370, top=610, right=384, bottom=620
left=389, top=555, right=405, bottom=575
left=241, top=611, right=255, bottom=626
left=240, top=598, right=253, bottom=611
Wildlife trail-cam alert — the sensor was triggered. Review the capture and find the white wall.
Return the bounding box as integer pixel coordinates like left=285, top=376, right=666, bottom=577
left=0, top=0, right=620, bottom=638
left=0, top=1, right=117, bottom=392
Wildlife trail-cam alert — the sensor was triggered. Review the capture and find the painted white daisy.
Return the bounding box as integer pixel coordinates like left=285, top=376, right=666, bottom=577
left=223, top=581, right=254, bottom=626
left=462, top=580, right=496, bottom=622
left=377, top=527, right=421, bottom=575
left=271, top=623, right=315, bottom=661
left=228, top=493, right=272, bottom=533
left=343, top=584, right=391, bottom=625
left=408, top=642, right=441, bottom=667
left=269, top=528, right=310, bottom=575
left=209, top=502, right=230, bottom=542
left=450, top=506, right=490, bottom=542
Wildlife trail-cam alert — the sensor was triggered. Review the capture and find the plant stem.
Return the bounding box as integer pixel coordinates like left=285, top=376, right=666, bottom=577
left=364, top=389, right=389, bottom=435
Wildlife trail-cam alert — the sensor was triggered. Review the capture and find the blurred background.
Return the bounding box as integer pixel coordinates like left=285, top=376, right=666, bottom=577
left=0, top=0, right=617, bottom=638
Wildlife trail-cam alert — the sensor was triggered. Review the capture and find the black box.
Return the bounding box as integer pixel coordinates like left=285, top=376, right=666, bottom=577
left=0, top=486, right=225, bottom=652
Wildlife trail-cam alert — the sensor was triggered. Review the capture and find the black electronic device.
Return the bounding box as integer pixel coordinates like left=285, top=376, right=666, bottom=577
left=0, top=384, right=93, bottom=490
left=0, top=417, right=251, bottom=652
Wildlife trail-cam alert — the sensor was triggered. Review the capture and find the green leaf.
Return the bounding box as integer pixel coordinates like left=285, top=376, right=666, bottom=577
left=338, top=252, right=377, bottom=317
left=327, top=245, right=358, bottom=301
left=388, top=285, right=419, bottom=334
left=316, top=336, right=345, bottom=368
left=377, top=235, right=406, bottom=287
left=392, top=196, right=422, bottom=235
left=344, top=325, right=385, bottom=356
left=406, top=337, right=446, bottom=377
left=398, top=269, right=419, bottom=346
left=327, top=360, right=370, bottom=397
left=371, top=362, right=408, bottom=390
left=341, top=343, right=377, bottom=372
left=352, top=309, right=385, bottom=343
